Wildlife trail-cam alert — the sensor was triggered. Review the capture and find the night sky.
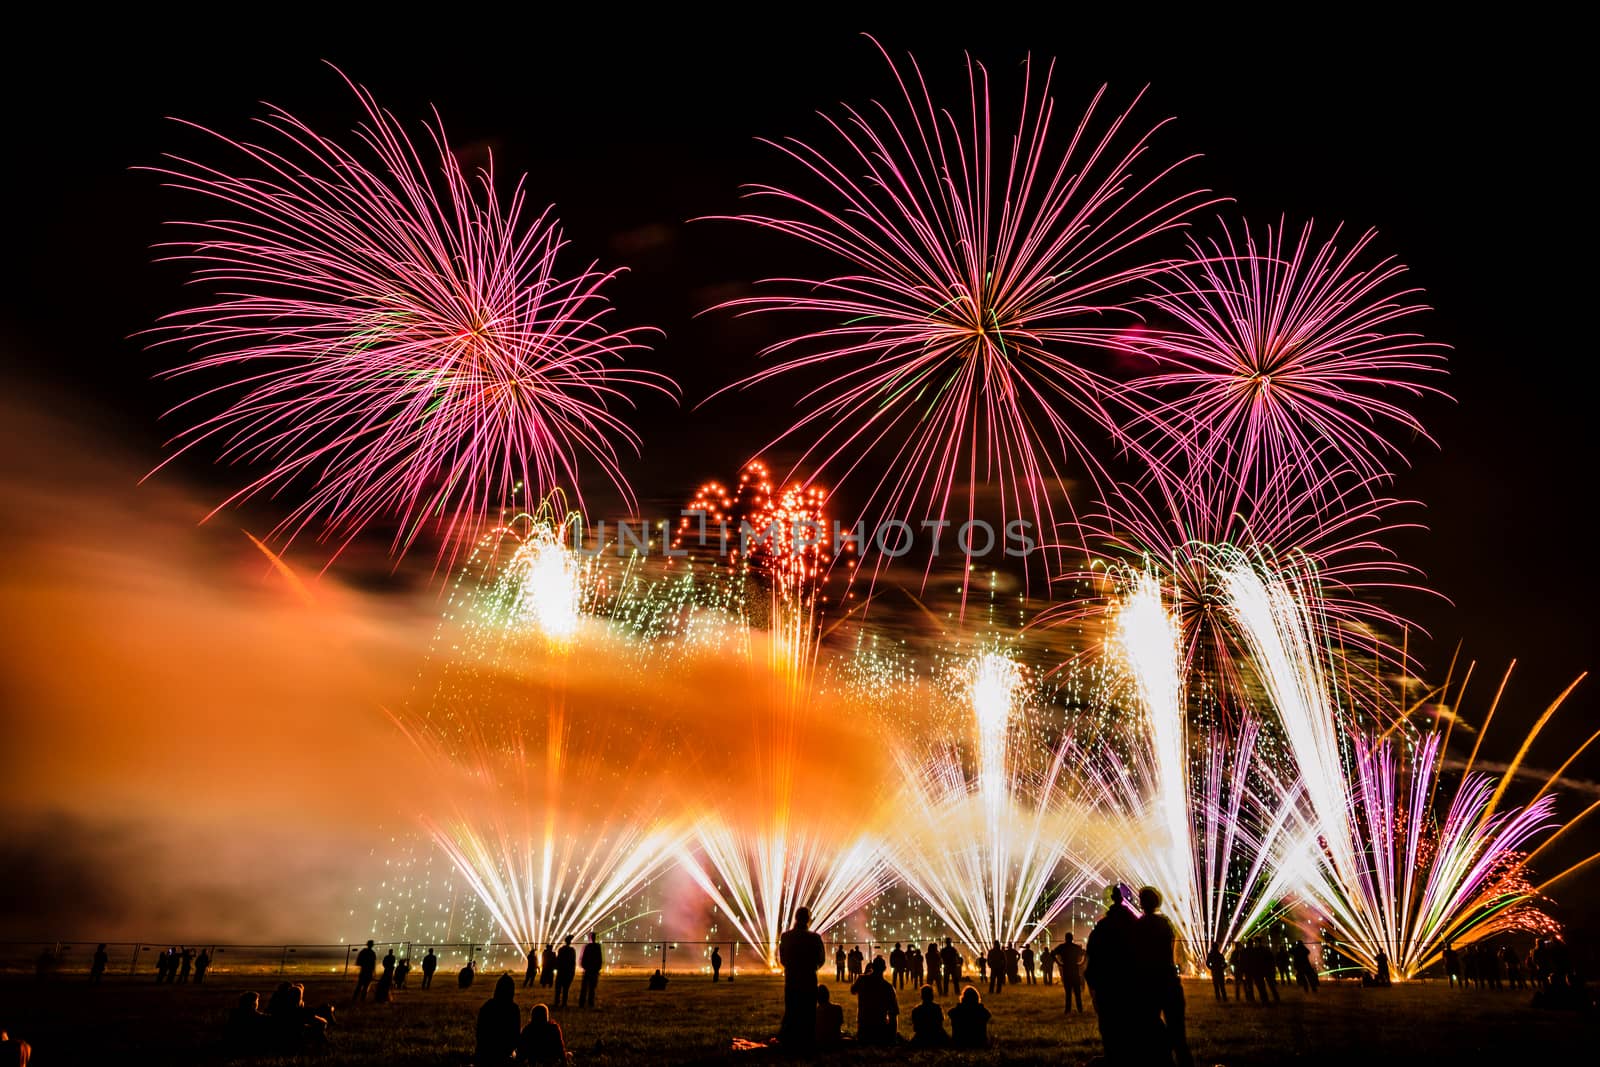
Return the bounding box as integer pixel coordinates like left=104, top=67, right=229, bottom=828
left=2, top=17, right=1593, bottom=924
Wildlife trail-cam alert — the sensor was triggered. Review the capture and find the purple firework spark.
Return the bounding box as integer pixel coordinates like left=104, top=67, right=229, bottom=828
left=147, top=68, right=672, bottom=565
left=712, top=39, right=1213, bottom=594
left=1127, top=218, right=1448, bottom=517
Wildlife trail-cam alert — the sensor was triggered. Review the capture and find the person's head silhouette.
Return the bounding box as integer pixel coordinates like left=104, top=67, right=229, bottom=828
left=816, top=985, right=831, bottom=1005
left=1138, top=885, right=1162, bottom=913
left=494, top=974, right=515, bottom=1000
left=366, top=940, right=374, bottom=949
left=563, top=935, right=573, bottom=946
left=960, top=985, right=981, bottom=1006
left=920, top=984, right=935, bottom=1004
left=794, top=907, right=812, bottom=930
left=587, top=932, right=596, bottom=943
left=1064, top=933, right=1075, bottom=944
left=530, top=1003, right=550, bottom=1024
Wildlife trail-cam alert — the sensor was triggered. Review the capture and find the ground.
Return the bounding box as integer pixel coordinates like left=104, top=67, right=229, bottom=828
left=0, top=972, right=1589, bottom=1065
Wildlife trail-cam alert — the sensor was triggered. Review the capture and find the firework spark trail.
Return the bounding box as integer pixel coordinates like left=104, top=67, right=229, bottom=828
left=712, top=39, right=1212, bottom=596
left=147, top=67, right=671, bottom=565
left=890, top=652, right=1101, bottom=959
left=1128, top=219, right=1447, bottom=516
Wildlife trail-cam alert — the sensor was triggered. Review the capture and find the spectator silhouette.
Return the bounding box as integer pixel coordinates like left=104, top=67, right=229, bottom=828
left=420, top=948, right=438, bottom=989
left=1005, top=943, right=1020, bottom=985
left=1136, top=885, right=1193, bottom=1067
left=269, top=982, right=330, bottom=1047
left=1276, top=944, right=1291, bottom=984
left=834, top=945, right=846, bottom=981
left=848, top=944, right=864, bottom=980
left=517, top=1003, right=566, bottom=1065
left=90, top=944, right=108, bottom=984
left=395, top=956, right=410, bottom=989
left=940, top=939, right=961, bottom=995
left=195, top=948, right=211, bottom=984
left=458, top=960, right=477, bottom=990
left=713, top=946, right=723, bottom=982
left=381, top=949, right=395, bottom=979
left=647, top=969, right=668, bottom=990
left=1055, top=933, right=1085, bottom=1012
left=910, top=984, right=947, bottom=1047
left=474, top=974, right=521, bottom=1066
left=353, top=940, right=378, bottom=1002
left=986, top=941, right=1005, bottom=994
left=578, top=932, right=602, bottom=1008
left=374, top=966, right=394, bottom=1004
left=553, top=937, right=577, bottom=1007
left=1443, top=942, right=1461, bottom=988
left=525, top=945, right=540, bottom=988
left=1041, top=939, right=1056, bottom=985
left=850, top=957, right=899, bottom=1045
left=154, top=947, right=169, bottom=984
left=541, top=943, right=557, bottom=987
left=1229, top=941, right=1249, bottom=1001
left=1374, top=949, right=1391, bottom=987
left=948, top=985, right=991, bottom=1050
left=1085, top=885, right=1141, bottom=1062
left=778, top=907, right=826, bottom=1049
left=1257, top=940, right=1280, bottom=1001
left=1290, top=941, right=1317, bottom=993
left=890, top=942, right=905, bottom=988
left=814, top=986, right=844, bottom=1049
left=1022, top=944, right=1036, bottom=984
left=1207, top=943, right=1228, bottom=1001
left=926, top=941, right=942, bottom=991
left=226, top=991, right=268, bottom=1051
left=0, top=1030, right=30, bottom=1067
left=177, top=947, right=193, bottom=983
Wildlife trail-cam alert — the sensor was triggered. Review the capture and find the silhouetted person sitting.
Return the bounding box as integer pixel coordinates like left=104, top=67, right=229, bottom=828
left=374, top=967, right=394, bottom=1004
left=353, top=940, right=378, bottom=1002
left=525, top=946, right=540, bottom=988
left=814, top=986, right=845, bottom=1049
left=1086, top=885, right=1141, bottom=1063
left=712, top=947, right=723, bottom=982
left=0, top=1029, right=31, bottom=1067
left=420, top=948, right=438, bottom=989
left=517, top=1003, right=567, bottom=1065
left=1137, top=885, right=1193, bottom=1067
left=578, top=932, right=602, bottom=1008
left=850, top=957, right=899, bottom=1045
left=910, top=984, right=947, bottom=1047
left=779, top=907, right=826, bottom=1049
left=475, top=974, right=521, bottom=1066
left=269, top=982, right=330, bottom=1048
left=948, top=985, right=991, bottom=1050
left=541, top=943, right=557, bottom=987
left=458, top=960, right=477, bottom=990
left=226, top=991, right=269, bottom=1051
left=195, top=948, right=211, bottom=984
left=89, top=944, right=108, bottom=984
left=647, top=969, right=668, bottom=990
left=554, top=937, right=577, bottom=1007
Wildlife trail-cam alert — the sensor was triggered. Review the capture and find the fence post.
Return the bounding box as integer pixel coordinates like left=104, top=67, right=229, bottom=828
left=344, top=945, right=353, bottom=976
left=279, top=946, right=290, bottom=975
left=130, top=943, right=141, bottom=976
left=660, top=941, right=668, bottom=973
left=729, top=941, right=736, bottom=983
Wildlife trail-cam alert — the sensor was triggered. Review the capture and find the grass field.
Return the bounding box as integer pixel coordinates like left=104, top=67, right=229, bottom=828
left=0, top=972, right=1589, bottom=1065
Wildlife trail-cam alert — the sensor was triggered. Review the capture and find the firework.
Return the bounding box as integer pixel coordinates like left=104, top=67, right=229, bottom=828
left=1128, top=219, right=1447, bottom=515
left=712, top=39, right=1210, bottom=592
left=148, top=68, right=671, bottom=563
left=889, top=652, right=1101, bottom=958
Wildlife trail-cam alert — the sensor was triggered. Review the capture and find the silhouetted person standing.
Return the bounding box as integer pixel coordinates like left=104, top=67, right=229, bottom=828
left=420, top=948, right=437, bottom=989
left=475, top=974, right=520, bottom=1066
left=779, top=907, right=826, bottom=1050
left=553, top=936, right=576, bottom=1008
left=940, top=939, right=961, bottom=995
left=910, top=984, right=947, bottom=1047
left=1022, top=944, right=1036, bottom=984
left=1055, top=933, right=1085, bottom=1013
left=1443, top=943, right=1462, bottom=988
left=578, top=932, right=602, bottom=1008
left=458, top=959, right=477, bottom=989
left=848, top=945, right=864, bottom=980
left=1085, top=886, right=1140, bottom=1062
left=1207, top=943, right=1228, bottom=1001
left=540, top=943, right=557, bottom=987
left=890, top=943, right=906, bottom=988
left=986, top=942, right=1005, bottom=994
left=926, top=941, right=942, bottom=992
left=850, top=956, right=898, bottom=1044
left=1290, top=940, right=1317, bottom=993
left=1042, top=940, right=1055, bottom=985
left=90, top=944, right=108, bottom=984
left=948, top=985, right=992, bottom=1050
left=835, top=945, right=847, bottom=982
left=178, top=947, right=193, bottom=984
left=1137, top=885, right=1193, bottom=1067
left=353, top=940, right=378, bottom=1002
left=517, top=1003, right=566, bottom=1065
left=524, top=945, right=540, bottom=988
left=195, top=948, right=211, bottom=985
left=1374, top=949, right=1391, bottom=987
left=712, top=947, right=723, bottom=982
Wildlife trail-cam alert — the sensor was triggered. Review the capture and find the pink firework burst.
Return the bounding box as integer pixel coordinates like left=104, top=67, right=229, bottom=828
left=146, top=67, right=672, bottom=565
left=711, top=39, right=1212, bottom=594
left=1127, top=218, right=1448, bottom=515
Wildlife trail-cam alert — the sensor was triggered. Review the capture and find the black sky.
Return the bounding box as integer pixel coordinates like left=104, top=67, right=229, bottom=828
left=2, top=16, right=1592, bottom=773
